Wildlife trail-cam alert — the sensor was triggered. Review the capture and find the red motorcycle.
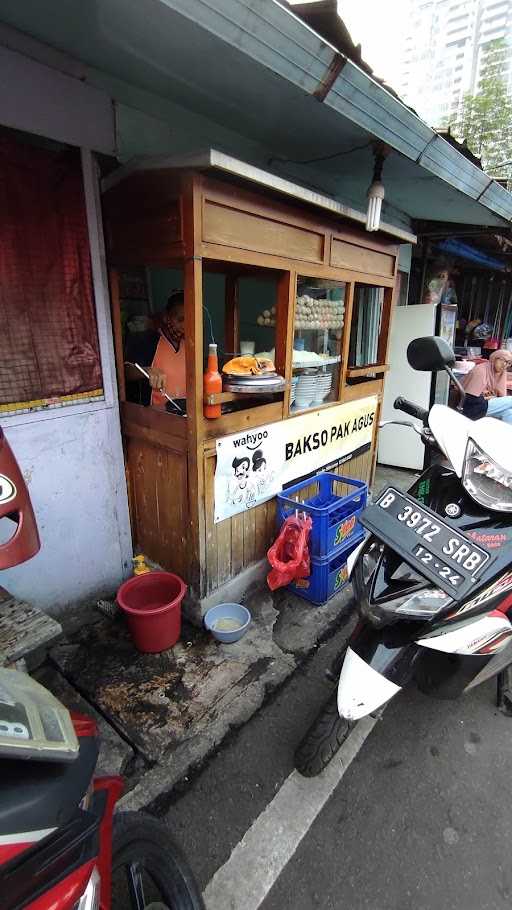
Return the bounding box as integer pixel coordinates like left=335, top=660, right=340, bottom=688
left=0, top=427, right=205, bottom=910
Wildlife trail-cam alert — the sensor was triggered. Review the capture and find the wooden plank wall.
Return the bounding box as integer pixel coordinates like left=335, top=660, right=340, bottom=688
left=202, top=446, right=375, bottom=596
left=204, top=451, right=276, bottom=595
left=127, top=437, right=188, bottom=580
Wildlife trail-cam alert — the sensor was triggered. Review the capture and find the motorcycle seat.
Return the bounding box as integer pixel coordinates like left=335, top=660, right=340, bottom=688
left=0, top=734, right=98, bottom=837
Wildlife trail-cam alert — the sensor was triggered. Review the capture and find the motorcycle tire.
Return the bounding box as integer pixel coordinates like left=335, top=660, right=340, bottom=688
left=111, top=811, right=205, bottom=910
left=295, top=693, right=351, bottom=777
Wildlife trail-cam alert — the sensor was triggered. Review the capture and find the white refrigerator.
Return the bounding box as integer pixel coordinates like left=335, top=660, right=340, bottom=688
left=378, top=304, right=437, bottom=471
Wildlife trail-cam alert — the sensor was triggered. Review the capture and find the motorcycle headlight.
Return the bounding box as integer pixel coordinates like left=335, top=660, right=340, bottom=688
left=462, top=438, right=512, bottom=512
left=396, top=588, right=452, bottom=618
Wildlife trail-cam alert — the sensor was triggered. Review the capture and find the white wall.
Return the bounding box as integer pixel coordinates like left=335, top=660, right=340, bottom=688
left=0, top=149, right=132, bottom=615
left=0, top=43, right=115, bottom=154
left=1, top=408, right=132, bottom=614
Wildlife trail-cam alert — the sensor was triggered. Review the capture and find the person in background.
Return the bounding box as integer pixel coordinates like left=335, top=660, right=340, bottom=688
left=124, top=290, right=186, bottom=408
left=462, top=349, right=512, bottom=423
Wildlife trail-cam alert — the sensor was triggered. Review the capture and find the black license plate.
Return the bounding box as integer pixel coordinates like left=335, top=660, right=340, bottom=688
left=360, top=488, right=491, bottom=598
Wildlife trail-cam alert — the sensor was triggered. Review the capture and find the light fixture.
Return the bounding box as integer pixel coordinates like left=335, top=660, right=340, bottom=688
left=366, top=146, right=387, bottom=232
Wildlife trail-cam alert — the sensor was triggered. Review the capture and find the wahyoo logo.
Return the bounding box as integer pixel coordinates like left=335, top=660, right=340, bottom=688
left=233, top=430, right=269, bottom=451
left=0, top=474, right=16, bottom=505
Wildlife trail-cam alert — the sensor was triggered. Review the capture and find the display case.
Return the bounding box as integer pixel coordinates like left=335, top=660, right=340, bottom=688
left=103, top=161, right=401, bottom=616
left=291, top=277, right=345, bottom=413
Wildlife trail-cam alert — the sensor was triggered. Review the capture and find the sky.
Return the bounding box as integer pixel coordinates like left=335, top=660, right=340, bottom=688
left=287, top=0, right=409, bottom=92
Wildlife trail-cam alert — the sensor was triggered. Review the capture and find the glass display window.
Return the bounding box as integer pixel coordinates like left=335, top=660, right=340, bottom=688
left=291, top=276, right=346, bottom=413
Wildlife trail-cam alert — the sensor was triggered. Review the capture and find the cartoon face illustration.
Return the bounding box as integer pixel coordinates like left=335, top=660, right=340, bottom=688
left=227, top=455, right=256, bottom=507
left=252, top=450, right=267, bottom=474
left=232, top=456, right=250, bottom=489
left=252, top=449, right=272, bottom=495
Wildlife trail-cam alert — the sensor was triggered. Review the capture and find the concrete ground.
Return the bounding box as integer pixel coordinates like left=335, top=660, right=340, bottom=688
left=35, top=463, right=418, bottom=802
left=155, top=623, right=512, bottom=910
left=40, top=580, right=357, bottom=800
left=374, top=463, right=419, bottom=495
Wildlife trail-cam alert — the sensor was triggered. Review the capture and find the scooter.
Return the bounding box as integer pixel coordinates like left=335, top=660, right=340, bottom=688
left=0, top=426, right=205, bottom=909
left=296, top=336, right=512, bottom=777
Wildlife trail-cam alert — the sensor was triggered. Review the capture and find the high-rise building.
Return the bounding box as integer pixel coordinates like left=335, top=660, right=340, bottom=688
left=398, top=0, right=512, bottom=127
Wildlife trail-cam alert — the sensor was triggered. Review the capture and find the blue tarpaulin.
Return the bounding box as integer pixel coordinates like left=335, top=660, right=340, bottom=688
left=436, top=238, right=507, bottom=271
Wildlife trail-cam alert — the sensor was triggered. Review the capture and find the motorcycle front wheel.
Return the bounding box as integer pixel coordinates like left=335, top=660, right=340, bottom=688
left=295, top=692, right=351, bottom=777
left=111, top=812, right=205, bottom=910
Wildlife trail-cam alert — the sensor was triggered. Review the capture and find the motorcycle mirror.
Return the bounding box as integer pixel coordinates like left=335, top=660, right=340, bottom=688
left=407, top=336, right=456, bottom=372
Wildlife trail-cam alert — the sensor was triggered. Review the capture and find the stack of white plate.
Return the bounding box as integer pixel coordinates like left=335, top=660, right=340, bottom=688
left=295, top=374, right=321, bottom=409
left=313, top=372, right=333, bottom=404
left=290, top=376, right=299, bottom=405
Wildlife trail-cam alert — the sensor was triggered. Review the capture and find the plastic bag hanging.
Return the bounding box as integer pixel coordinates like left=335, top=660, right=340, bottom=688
left=266, top=514, right=313, bottom=591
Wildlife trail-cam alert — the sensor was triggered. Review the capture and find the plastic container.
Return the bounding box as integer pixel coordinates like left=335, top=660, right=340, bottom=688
left=288, top=532, right=364, bottom=605
left=204, top=603, right=251, bottom=643
left=132, top=554, right=151, bottom=575
left=117, top=572, right=187, bottom=653
left=277, top=472, right=367, bottom=559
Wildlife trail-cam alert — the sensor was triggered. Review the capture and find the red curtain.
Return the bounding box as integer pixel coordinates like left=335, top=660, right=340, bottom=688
left=0, top=136, right=102, bottom=406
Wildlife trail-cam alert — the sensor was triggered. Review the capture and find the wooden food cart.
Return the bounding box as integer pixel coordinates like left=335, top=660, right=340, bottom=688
left=103, top=153, right=403, bottom=618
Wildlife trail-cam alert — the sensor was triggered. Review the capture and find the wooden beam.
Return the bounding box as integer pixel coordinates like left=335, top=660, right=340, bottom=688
left=201, top=242, right=395, bottom=287
left=225, top=275, right=240, bottom=354
left=340, top=281, right=354, bottom=397
left=276, top=270, right=295, bottom=415
left=205, top=390, right=288, bottom=405
left=201, top=401, right=284, bottom=441
left=108, top=268, right=126, bottom=402
left=377, top=285, right=396, bottom=366
left=346, top=364, right=389, bottom=378
left=183, top=173, right=206, bottom=598
left=343, top=378, right=384, bottom=402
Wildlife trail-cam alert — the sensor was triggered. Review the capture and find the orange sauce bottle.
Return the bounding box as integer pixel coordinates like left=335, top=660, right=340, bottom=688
left=204, top=343, right=222, bottom=418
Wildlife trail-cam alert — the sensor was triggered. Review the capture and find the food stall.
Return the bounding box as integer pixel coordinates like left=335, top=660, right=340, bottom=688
left=102, top=154, right=402, bottom=616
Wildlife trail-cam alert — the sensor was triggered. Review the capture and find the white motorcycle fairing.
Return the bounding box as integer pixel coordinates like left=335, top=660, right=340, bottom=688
left=428, top=404, right=471, bottom=476
left=417, top=613, right=512, bottom=656
left=337, top=647, right=401, bottom=721
left=429, top=404, right=512, bottom=478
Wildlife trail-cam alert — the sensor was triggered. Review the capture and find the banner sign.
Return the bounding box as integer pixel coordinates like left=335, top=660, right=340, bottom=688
left=214, top=396, right=377, bottom=523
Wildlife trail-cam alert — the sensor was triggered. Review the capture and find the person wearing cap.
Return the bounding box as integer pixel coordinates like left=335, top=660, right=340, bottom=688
left=125, top=290, right=186, bottom=408
left=462, top=349, right=512, bottom=423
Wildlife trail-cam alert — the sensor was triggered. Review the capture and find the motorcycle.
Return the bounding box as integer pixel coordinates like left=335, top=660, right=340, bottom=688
left=296, top=335, right=512, bottom=777
left=0, top=426, right=205, bottom=909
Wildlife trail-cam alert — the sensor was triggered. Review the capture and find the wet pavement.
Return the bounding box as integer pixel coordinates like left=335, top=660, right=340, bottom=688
left=44, top=581, right=356, bottom=801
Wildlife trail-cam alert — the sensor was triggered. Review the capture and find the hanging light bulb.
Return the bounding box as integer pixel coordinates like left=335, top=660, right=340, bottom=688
left=366, top=148, right=386, bottom=232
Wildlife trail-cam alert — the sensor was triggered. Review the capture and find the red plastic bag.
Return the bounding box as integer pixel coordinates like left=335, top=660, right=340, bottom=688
left=266, top=515, right=313, bottom=591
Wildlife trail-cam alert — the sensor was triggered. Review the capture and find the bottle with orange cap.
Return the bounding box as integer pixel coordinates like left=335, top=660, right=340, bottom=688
left=204, top=343, right=222, bottom=419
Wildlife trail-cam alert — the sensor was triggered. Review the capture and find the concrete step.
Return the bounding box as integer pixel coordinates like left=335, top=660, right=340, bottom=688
left=0, top=586, right=62, bottom=668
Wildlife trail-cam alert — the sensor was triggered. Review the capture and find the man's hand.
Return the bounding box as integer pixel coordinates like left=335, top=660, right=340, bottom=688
left=147, top=367, right=166, bottom=391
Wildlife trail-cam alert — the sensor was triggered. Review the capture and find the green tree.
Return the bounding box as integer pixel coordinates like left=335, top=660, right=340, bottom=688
left=449, top=38, right=512, bottom=181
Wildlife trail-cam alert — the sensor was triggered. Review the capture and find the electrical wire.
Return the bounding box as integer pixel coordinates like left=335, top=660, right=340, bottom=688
left=203, top=304, right=216, bottom=344
left=267, top=141, right=372, bottom=169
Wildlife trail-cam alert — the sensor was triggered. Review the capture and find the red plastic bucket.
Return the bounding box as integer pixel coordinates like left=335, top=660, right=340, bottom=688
left=117, top=572, right=187, bottom=653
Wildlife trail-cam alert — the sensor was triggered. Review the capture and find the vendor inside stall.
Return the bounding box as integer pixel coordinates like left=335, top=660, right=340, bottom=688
left=124, top=289, right=186, bottom=410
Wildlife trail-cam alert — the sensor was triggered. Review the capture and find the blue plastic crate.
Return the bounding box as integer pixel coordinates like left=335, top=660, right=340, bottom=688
left=277, top=472, right=367, bottom=559
left=288, top=531, right=365, bottom=605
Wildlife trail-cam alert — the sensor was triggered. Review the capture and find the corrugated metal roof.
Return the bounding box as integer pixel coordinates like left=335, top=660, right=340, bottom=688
left=0, top=0, right=510, bottom=228
left=102, top=147, right=417, bottom=243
